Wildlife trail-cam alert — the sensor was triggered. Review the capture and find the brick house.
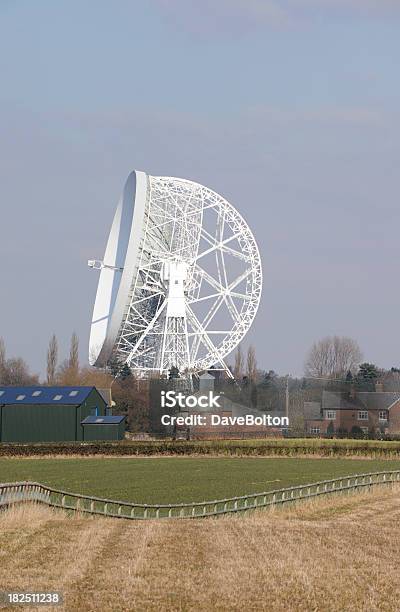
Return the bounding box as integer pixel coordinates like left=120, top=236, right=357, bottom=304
left=304, top=388, right=400, bottom=436
left=178, top=374, right=285, bottom=439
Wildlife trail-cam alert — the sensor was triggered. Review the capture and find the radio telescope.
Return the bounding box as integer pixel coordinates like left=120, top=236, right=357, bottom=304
left=89, top=171, right=262, bottom=378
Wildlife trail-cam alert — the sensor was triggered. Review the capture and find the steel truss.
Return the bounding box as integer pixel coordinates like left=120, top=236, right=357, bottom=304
left=113, top=176, right=262, bottom=377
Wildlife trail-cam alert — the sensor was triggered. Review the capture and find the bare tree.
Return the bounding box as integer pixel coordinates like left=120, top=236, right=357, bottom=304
left=0, top=337, right=5, bottom=367
left=0, top=337, right=5, bottom=383
left=0, top=357, right=39, bottom=386
left=304, top=335, right=362, bottom=379
left=234, top=344, right=243, bottom=380
left=57, top=332, right=80, bottom=385
left=46, top=334, right=58, bottom=385
left=69, top=332, right=79, bottom=373
left=246, top=345, right=257, bottom=382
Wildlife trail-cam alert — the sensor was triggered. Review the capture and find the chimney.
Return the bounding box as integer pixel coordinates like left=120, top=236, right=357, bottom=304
left=375, top=381, right=383, bottom=393
left=350, top=385, right=356, bottom=399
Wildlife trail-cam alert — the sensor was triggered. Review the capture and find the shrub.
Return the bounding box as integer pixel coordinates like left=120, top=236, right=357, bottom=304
left=1, top=438, right=400, bottom=458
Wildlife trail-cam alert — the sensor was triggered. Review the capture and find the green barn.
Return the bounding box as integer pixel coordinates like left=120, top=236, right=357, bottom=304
left=81, top=415, right=126, bottom=441
left=0, top=386, right=109, bottom=443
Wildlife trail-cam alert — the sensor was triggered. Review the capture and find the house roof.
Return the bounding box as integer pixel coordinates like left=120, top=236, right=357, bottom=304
left=304, top=401, right=322, bottom=420
left=321, top=390, right=400, bottom=412
left=358, top=392, right=400, bottom=411
left=190, top=391, right=284, bottom=420
left=322, top=391, right=365, bottom=411
left=81, top=415, right=125, bottom=425
left=0, top=386, right=98, bottom=405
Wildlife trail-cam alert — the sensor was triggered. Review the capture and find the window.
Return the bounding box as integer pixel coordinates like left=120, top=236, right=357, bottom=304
left=379, top=411, right=388, bottom=421
left=53, top=394, right=63, bottom=401
left=32, top=391, right=42, bottom=397
left=16, top=395, right=26, bottom=400
left=0, top=391, right=4, bottom=397
left=90, top=407, right=99, bottom=417
left=310, top=427, right=321, bottom=434
left=358, top=411, right=368, bottom=420
left=326, top=410, right=336, bottom=420
left=361, top=427, right=369, bottom=434
left=69, top=390, right=78, bottom=397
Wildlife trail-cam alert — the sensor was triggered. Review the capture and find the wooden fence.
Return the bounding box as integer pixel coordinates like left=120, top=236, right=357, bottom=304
left=1, top=471, right=399, bottom=520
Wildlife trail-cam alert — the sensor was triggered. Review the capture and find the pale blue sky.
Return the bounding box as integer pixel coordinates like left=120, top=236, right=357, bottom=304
left=0, top=0, right=399, bottom=377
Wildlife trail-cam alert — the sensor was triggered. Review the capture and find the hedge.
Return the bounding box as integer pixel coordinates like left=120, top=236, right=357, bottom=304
left=2, top=438, right=400, bottom=458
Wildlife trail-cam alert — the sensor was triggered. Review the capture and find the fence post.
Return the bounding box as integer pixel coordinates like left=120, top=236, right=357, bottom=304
left=2, top=471, right=399, bottom=521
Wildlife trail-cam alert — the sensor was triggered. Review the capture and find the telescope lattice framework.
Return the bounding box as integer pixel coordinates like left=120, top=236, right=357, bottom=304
left=89, top=171, right=262, bottom=378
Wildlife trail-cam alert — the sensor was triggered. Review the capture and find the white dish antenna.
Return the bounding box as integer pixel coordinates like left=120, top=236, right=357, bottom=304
left=89, top=170, right=262, bottom=378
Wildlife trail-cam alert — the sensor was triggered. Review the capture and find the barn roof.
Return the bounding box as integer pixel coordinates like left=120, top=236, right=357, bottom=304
left=0, top=386, right=99, bottom=405
left=81, top=415, right=125, bottom=424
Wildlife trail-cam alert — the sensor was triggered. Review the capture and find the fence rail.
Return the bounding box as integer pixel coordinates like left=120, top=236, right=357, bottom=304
left=1, top=471, right=399, bottom=520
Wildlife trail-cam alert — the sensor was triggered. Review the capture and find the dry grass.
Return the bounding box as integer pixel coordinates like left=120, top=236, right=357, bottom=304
left=1, top=488, right=400, bottom=611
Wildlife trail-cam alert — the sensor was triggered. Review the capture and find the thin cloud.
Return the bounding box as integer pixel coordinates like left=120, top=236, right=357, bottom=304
left=296, top=0, right=400, bottom=12
left=153, top=0, right=290, bottom=35
left=152, top=0, right=400, bottom=36
left=246, top=105, right=383, bottom=126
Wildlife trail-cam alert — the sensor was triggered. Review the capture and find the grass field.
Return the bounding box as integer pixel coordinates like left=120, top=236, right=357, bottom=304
left=1, top=487, right=399, bottom=611
left=1, top=456, right=400, bottom=503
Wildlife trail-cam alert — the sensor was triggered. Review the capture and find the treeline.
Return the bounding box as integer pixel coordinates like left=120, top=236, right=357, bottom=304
left=0, top=337, right=39, bottom=386
left=221, top=336, right=400, bottom=416
left=1, top=332, right=399, bottom=437
left=0, top=334, right=149, bottom=432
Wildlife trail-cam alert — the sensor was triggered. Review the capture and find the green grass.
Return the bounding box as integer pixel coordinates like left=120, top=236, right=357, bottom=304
left=1, top=456, right=400, bottom=504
